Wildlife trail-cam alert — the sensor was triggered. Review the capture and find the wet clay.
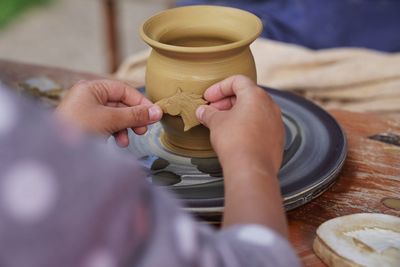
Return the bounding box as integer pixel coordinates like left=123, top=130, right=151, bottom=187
left=141, top=5, right=262, bottom=157
left=191, top=157, right=222, bottom=177
left=156, top=88, right=207, bottom=131
left=382, top=197, right=400, bottom=211
left=151, top=171, right=181, bottom=186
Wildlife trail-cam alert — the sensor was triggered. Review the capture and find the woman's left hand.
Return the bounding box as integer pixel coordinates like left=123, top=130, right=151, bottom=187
left=56, top=79, right=162, bottom=147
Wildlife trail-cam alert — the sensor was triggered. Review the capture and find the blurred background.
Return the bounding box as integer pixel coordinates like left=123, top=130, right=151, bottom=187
left=1, top=0, right=399, bottom=119
left=0, top=0, right=173, bottom=73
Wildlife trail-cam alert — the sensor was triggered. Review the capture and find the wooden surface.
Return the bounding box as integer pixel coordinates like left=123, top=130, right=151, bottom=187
left=287, top=110, right=400, bottom=266
left=0, top=59, right=105, bottom=89
left=1, top=59, right=399, bottom=266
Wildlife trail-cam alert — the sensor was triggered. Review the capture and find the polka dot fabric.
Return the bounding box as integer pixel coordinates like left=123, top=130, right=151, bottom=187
left=1, top=160, right=58, bottom=223
left=0, top=84, right=300, bottom=267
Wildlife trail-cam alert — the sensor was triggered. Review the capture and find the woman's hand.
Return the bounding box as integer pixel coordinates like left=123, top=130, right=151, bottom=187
left=196, top=75, right=287, bottom=236
left=56, top=80, right=162, bottom=147
left=196, top=75, right=284, bottom=177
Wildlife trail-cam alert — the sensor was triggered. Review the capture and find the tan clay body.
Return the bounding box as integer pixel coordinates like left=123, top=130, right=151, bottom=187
left=140, top=5, right=262, bottom=157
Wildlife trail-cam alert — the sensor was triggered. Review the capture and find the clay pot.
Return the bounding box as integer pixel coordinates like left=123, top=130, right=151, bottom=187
left=140, top=5, right=262, bottom=157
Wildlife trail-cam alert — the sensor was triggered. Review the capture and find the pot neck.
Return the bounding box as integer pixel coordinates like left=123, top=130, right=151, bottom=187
left=151, top=44, right=251, bottom=60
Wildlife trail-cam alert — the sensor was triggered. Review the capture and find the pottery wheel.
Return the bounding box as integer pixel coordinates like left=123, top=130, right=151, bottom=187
left=119, top=87, right=347, bottom=220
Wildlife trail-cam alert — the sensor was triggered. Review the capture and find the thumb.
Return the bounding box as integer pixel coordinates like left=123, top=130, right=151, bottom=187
left=106, top=104, right=162, bottom=131
left=196, top=105, right=219, bottom=128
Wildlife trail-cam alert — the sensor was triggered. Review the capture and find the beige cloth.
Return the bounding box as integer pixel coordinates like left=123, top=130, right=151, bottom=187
left=116, top=38, right=400, bottom=116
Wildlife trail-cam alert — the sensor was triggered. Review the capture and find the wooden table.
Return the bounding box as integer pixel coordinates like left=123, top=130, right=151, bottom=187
left=1, top=59, right=399, bottom=266
left=287, top=111, right=400, bottom=266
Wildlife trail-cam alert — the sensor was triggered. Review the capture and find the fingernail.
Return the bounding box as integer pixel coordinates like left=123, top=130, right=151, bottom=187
left=148, top=105, right=162, bottom=121
left=196, top=106, right=205, bottom=121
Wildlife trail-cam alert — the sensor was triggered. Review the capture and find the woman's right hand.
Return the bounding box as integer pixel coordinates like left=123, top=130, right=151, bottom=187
left=196, top=75, right=287, bottom=233
left=196, top=75, right=284, bottom=178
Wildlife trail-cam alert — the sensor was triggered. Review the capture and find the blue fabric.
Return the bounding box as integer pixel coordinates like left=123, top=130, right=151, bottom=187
left=177, top=0, right=400, bottom=52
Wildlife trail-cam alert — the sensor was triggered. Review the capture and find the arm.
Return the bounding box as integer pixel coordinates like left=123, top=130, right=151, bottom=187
left=196, top=75, right=287, bottom=236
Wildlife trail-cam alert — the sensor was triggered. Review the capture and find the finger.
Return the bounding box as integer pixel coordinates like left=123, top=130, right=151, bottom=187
left=133, top=126, right=148, bottom=135
left=105, top=104, right=162, bottom=131
left=204, top=75, right=256, bottom=102
left=209, top=96, right=236, bottom=110
left=107, top=103, right=148, bottom=135
left=106, top=102, right=127, bottom=108
left=196, top=105, right=219, bottom=128
left=85, top=80, right=153, bottom=106
left=76, top=80, right=87, bottom=85
left=114, top=130, right=129, bottom=147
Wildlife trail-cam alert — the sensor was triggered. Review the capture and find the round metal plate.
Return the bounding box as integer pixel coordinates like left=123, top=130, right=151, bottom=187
left=121, top=87, right=347, bottom=217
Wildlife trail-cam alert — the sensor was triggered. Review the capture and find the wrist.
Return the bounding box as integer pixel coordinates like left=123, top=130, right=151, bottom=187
left=218, top=146, right=279, bottom=178
left=220, top=149, right=287, bottom=235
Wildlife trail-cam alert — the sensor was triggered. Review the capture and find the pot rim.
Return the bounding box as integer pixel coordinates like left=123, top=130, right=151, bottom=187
left=140, top=5, right=263, bottom=54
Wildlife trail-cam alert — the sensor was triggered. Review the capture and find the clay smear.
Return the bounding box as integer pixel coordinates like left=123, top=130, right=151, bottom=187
left=382, top=197, right=400, bottom=211
left=344, top=228, right=400, bottom=253
left=156, top=88, right=207, bottom=131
